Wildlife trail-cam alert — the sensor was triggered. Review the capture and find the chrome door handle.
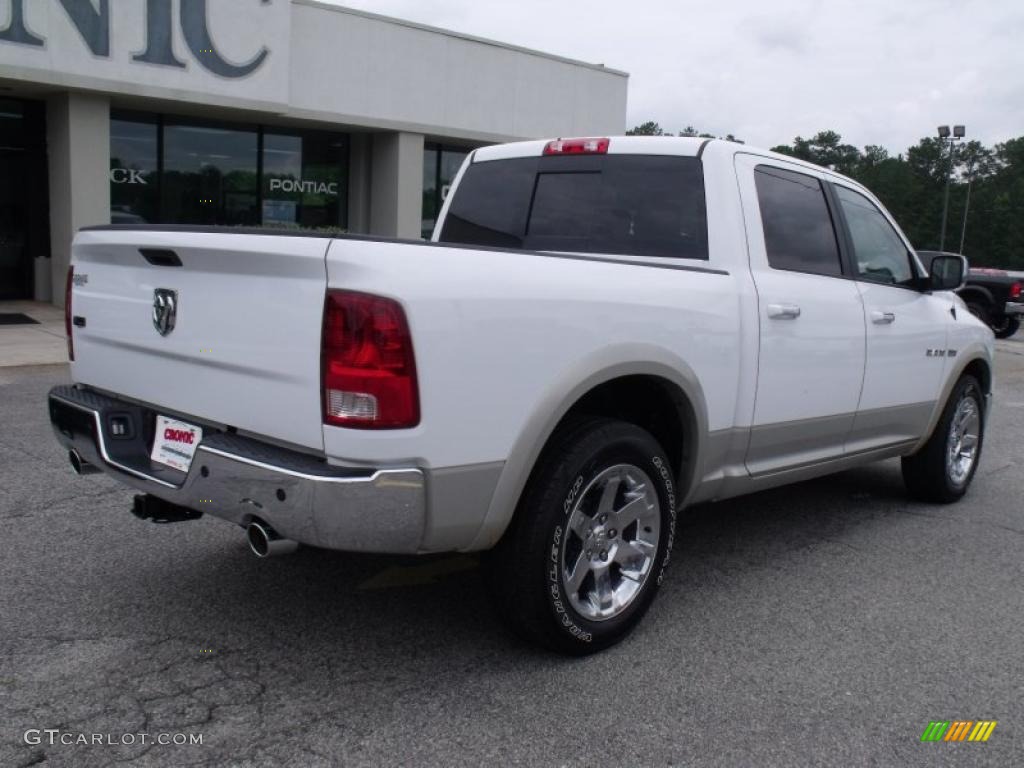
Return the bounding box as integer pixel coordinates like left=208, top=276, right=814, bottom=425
left=767, top=303, right=801, bottom=319
left=871, top=311, right=896, bottom=324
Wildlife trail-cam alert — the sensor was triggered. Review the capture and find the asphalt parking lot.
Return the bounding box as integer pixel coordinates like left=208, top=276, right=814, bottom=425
left=2, top=341, right=1023, bottom=767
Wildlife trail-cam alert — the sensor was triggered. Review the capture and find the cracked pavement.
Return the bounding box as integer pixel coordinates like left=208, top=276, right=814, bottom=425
left=1, top=344, right=1023, bottom=767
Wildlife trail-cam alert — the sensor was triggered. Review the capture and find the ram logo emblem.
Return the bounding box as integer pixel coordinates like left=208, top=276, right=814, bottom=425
left=152, top=289, right=178, bottom=337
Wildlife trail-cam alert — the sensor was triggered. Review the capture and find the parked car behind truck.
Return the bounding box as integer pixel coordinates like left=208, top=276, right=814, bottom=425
left=924, top=257, right=1024, bottom=339
left=961, top=268, right=1022, bottom=338
left=51, top=137, right=994, bottom=654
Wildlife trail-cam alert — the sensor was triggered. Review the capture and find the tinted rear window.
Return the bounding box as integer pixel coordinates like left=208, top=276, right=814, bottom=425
left=754, top=165, right=843, bottom=277
left=439, top=155, right=708, bottom=259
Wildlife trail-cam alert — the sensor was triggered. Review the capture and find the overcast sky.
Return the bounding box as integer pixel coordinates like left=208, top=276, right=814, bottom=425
left=330, top=0, right=1023, bottom=154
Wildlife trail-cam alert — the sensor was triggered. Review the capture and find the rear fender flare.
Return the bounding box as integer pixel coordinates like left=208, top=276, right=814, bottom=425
left=465, top=344, right=709, bottom=551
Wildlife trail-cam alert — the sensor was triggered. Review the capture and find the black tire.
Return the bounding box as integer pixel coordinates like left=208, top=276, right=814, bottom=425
left=993, top=315, right=1020, bottom=339
left=483, top=417, right=677, bottom=655
left=902, top=375, right=985, bottom=503
left=965, top=302, right=991, bottom=328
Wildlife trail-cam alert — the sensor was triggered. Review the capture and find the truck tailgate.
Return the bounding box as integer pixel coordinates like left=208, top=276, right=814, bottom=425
left=70, top=229, right=330, bottom=451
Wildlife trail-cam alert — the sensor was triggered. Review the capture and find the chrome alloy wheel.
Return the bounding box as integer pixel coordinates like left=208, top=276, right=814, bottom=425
left=560, top=464, right=661, bottom=622
left=946, top=396, right=981, bottom=487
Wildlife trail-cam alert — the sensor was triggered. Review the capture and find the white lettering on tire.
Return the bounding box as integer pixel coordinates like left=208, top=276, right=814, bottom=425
left=549, top=526, right=592, bottom=641
left=547, top=455, right=678, bottom=642
left=651, top=455, right=677, bottom=585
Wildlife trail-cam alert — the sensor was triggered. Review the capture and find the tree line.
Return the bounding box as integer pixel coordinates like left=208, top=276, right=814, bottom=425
left=626, top=121, right=1024, bottom=270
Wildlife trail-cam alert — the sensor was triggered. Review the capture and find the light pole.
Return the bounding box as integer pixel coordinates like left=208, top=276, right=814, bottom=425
left=937, top=124, right=965, bottom=252
left=959, top=160, right=974, bottom=255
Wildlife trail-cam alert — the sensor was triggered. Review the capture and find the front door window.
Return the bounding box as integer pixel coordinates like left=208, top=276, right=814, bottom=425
left=834, top=185, right=916, bottom=286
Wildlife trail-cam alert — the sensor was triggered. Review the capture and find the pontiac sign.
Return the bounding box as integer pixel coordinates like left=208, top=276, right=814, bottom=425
left=0, top=0, right=270, bottom=77
left=269, top=178, right=339, bottom=196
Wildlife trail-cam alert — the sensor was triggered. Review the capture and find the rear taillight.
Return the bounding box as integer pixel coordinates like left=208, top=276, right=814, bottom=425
left=543, top=137, right=610, bottom=156
left=64, top=266, right=74, bottom=361
left=321, top=291, right=419, bottom=429
left=1011, top=282, right=1022, bottom=299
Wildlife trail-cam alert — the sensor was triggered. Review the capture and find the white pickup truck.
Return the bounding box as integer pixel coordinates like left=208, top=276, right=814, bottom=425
left=50, top=136, right=993, bottom=654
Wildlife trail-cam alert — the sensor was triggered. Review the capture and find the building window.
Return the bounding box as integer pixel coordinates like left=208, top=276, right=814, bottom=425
left=421, top=143, right=470, bottom=239
left=263, top=132, right=348, bottom=231
left=162, top=121, right=259, bottom=226
left=1, top=98, right=50, bottom=300
left=110, top=111, right=349, bottom=231
left=110, top=116, right=159, bottom=224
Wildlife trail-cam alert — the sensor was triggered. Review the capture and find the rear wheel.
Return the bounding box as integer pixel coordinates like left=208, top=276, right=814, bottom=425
left=992, top=315, right=1020, bottom=339
left=965, top=301, right=991, bottom=328
left=902, top=375, right=985, bottom=503
left=483, top=417, right=677, bottom=655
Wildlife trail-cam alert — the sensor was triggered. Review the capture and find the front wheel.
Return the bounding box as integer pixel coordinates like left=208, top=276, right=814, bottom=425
left=483, top=417, right=678, bottom=655
left=902, top=375, right=985, bottom=503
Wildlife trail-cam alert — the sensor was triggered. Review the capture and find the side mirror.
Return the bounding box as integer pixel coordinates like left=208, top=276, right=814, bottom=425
left=928, top=253, right=968, bottom=291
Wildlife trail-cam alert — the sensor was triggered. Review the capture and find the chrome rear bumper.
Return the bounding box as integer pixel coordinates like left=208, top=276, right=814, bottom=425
left=48, top=385, right=426, bottom=553
left=1004, top=302, right=1024, bottom=316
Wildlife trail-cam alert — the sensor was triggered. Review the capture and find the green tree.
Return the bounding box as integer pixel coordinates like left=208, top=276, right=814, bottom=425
left=861, top=145, right=889, bottom=167
left=626, top=121, right=666, bottom=136
left=630, top=123, right=1024, bottom=268
left=772, top=130, right=861, bottom=174
left=628, top=120, right=739, bottom=142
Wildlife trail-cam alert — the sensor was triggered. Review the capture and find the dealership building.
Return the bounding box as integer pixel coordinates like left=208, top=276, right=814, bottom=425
left=0, top=0, right=627, bottom=305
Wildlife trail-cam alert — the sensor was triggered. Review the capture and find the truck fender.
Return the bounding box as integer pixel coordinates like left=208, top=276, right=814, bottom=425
left=909, top=343, right=993, bottom=455
left=464, top=344, right=710, bottom=551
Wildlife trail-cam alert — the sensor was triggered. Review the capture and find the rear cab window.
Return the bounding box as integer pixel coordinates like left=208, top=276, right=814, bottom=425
left=439, top=154, right=709, bottom=260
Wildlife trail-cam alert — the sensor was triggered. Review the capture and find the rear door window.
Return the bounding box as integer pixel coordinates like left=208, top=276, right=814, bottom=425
left=440, top=155, right=708, bottom=259
left=754, top=165, right=844, bottom=277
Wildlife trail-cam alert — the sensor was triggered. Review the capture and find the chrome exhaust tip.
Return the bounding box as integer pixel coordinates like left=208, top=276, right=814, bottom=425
left=246, top=521, right=298, bottom=558
left=69, top=449, right=99, bottom=475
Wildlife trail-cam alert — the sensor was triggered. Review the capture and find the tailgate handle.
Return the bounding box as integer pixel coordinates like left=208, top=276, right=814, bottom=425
left=140, top=248, right=182, bottom=267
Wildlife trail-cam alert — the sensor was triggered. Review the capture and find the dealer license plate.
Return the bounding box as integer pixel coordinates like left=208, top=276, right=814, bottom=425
left=150, top=415, right=203, bottom=472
